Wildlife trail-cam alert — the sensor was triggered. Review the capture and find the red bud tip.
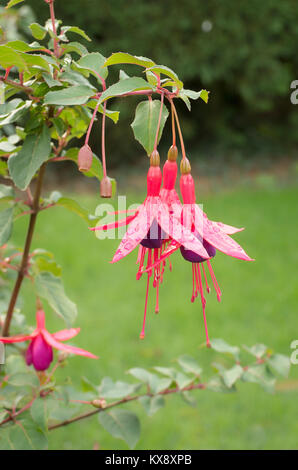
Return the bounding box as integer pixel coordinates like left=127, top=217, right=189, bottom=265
left=150, top=149, right=160, bottom=167
left=139, top=332, right=145, bottom=339
left=167, top=145, right=178, bottom=161
left=100, top=176, right=113, bottom=198
left=78, top=144, right=93, bottom=172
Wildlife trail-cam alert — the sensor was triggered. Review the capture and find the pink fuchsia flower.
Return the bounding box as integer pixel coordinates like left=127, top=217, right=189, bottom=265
left=147, top=159, right=253, bottom=346
left=0, top=310, right=97, bottom=371
left=90, top=150, right=209, bottom=339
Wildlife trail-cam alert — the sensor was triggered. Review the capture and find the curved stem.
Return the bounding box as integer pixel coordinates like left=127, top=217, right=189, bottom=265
left=169, top=98, right=186, bottom=160
left=1, top=164, right=47, bottom=337
left=153, top=92, right=165, bottom=151
left=101, top=101, right=107, bottom=178
left=171, top=100, right=176, bottom=147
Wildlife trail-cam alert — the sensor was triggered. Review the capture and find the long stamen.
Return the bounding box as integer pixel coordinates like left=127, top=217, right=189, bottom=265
left=202, top=263, right=211, bottom=293
left=206, top=260, right=221, bottom=302
left=140, top=273, right=150, bottom=339
left=191, top=263, right=196, bottom=302
left=198, top=265, right=210, bottom=347
left=136, top=247, right=146, bottom=280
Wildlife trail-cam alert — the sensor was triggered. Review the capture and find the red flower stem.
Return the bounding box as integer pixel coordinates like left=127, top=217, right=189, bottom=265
left=85, top=101, right=101, bottom=146
left=1, top=163, right=47, bottom=337
left=153, top=91, right=165, bottom=151
left=170, top=100, right=176, bottom=147
left=169, top=98, right=186, bottom=160
left=46, top=0, right=59, bottom=58
left=101, top=101, right=107, bottom=178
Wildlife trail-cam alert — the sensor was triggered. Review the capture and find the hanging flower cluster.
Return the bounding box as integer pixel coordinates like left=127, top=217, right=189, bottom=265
left=91, top=99, right=253, bottom=345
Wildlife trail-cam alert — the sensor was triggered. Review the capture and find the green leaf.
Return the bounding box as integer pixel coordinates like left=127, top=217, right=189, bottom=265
left=119, top=69, right=130, bottom=80
left=20, top=53, right=51, bottom=73
left=6, top=0, right=24, bottom=9
left=29, top=23, right=47, bottom=40
left=61, top=26, right=91, bottom=42
left=0, top=183, right=15, bottom=201
left=243, top=344, right=268, bottom=359
left=44, top=85, right=95, bottom=106
left=5, top=420, right=48, bottom=450
left=128, top=368, right=171, bottom=393
left=62, top=147, right=103, bottom=181
left=8, top=124, right=51, bottom=190
left=5, top=40, right=47, bottom=53
left=0, top=101, right=31, bottom=126
left=62, top=42, right=88, bottom=57
left=42, top=73, right=61, bottom=88
left=131, top=99, right=169, bottom=155
left=8, top=372, right=39, bottom=388
left=54, top=196, right=92, bottom=224
left=242, top=364, right=275, bottom=393
left=146, top=65, right=183, bottom=89
left=221, top=364, right=243, bottom=388
left=0, top=45, right=28, bottom=71
left=0, top=207, right=14, bottom=245
left=77, top=52, right=108, bottom=81
left=99, top=410, right=140, bottom=449
left=268, top=354, right=291, bottom=378
left=34, top=256, right=62, bottom=277
left=35, top=272, right=77, bottom=327
left=177, top=355, right=202, bottom=376
left=210, top=338, right=240, bottom=360
left=104, top=52, right=155, bottom=68
left=99, top=77, right=154, bottom=104
left=179, top=88, right=209, bottom=107
left=139, top=395, right=165, bottom=416
left=30, top=398, right=48, bottom=431
left=99, top=377, right=140, bottom=399
left=207, top=376, right=234, bottom=393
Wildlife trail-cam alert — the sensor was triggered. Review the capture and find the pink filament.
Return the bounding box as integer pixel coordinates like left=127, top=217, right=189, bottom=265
left=206, top=260, right=221, bottom=302
left=201, top=263, right=211, bottom=293
left=140, top=273, right=150, bottom=339
left=198, top=265, right=210, bottom=346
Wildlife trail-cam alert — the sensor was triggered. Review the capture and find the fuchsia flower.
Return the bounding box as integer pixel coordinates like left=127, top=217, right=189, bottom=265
left=0, top=310, right=97, bottom=371
left=90, top=150, right=209, bottom=338
left=149, top=158, right=253, bottom=346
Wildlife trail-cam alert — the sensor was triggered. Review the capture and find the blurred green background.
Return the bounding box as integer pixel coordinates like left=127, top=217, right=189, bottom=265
left=2, top=0, right=298, bottom=450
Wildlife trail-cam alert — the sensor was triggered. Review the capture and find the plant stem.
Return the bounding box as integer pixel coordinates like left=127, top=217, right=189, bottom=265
left=153, top=92, right=164, bottom=151
left=47, top=0, right=59, bottom=58
left=1, top=164, right=47, bottom=337
left=169, top=98, right=186, bottom=160
left=48, top=382, right=206, bottom=431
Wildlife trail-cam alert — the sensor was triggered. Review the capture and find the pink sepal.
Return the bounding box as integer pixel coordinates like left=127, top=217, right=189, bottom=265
left=52, top=328, right=80, bottom=341
left=42, top=330, right=98, bottom=359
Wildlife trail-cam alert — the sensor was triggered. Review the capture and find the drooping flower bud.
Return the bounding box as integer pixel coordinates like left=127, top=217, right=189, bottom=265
left=100, top=176, right=113, bottom=198
left=92, top=398, right=107, bottom=409
left=167, top=145, right=178, bottom=162
left=78, top=144, right=93, bottom=172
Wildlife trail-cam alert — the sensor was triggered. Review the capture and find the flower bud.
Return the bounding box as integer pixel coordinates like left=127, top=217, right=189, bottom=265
left=150, top=149, right=160, bottom=167
left=92, top=398, right=106, bottom=409
left=100, top=176, right=113, bottom=198
left=180, top=157, right=191, bottom=175
left=167, top=145, right=178, bottom=162
left=78, top=144, right=93, bottom=172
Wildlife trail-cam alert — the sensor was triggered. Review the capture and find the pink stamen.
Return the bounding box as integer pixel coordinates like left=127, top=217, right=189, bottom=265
left=201, top=263, right=211, bottom=293
left=206, top=260, right=221, bottom=302
left=140, top=273, right=150, bottom=339
left=191, top=264, right=195, bottom=303
left=198, top=265, right=210, bottom=346
left=136, top=247, right=146, bottom=280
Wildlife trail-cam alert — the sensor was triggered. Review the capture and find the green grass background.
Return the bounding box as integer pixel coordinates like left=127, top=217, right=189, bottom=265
left=11, top=181, right=298, bottom=450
